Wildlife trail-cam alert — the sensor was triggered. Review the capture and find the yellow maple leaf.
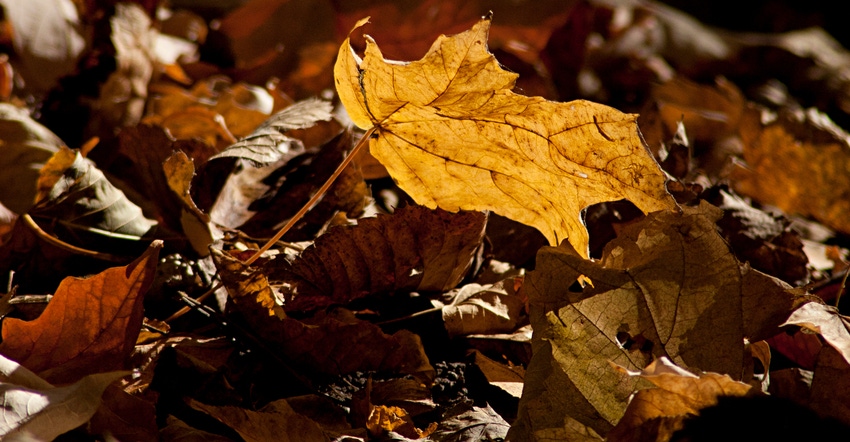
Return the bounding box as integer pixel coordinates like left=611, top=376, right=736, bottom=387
left=335, top=16, right=678, bottom=258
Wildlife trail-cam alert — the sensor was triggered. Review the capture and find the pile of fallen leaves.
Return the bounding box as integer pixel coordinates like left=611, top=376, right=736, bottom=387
left=2, top=0, right=850, bottom=440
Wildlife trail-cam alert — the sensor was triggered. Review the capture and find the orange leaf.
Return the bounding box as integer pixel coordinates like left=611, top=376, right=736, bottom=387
left=0, top=241, right=162, bottom=384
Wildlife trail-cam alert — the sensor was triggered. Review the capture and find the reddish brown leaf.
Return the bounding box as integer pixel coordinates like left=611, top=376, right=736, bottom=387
left=275, top=205, right=487, bottom=312
left=0, top=241, right=162, bottom=384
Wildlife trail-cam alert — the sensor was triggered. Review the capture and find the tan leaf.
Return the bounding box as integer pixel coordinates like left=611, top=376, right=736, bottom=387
left=335, top=16, right=677, bottom=258
left=32, top=148, right=158, bottom=247
left=441, top=279, right=526, bottom=338
left=511, top=202, right=816, bottom=439
left=0, top=241, right=161, bottom=384
left=782, top=302, right=850, bottom=366
left=0, top=354, right=128, bottom=441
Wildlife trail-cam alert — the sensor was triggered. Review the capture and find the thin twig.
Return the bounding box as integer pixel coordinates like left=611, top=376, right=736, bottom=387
left=837, top=268, right=850, bottom=307
left=244, top=127, right=375, bottom=266
left=163, top=281, right=222, bottom=323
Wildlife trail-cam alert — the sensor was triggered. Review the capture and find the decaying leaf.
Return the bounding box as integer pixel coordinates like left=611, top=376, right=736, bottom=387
left=0, top=353, right=128, bottom=441
left=606, top=357, right=752, bottom=442
left=429, top=403, right=510, bottom=442
left=731, top=106, right=850, bottom=237
left=335, top=16, right=677, bottom=258
left=0, top=241, right=161, bottom=384
left=511, top=202, right=816, bottom=439
left=91, top=3, right=156, bottom=131
left=274, top=204, right=487, bottom=312
left=0, top=0, right=86, bottom=93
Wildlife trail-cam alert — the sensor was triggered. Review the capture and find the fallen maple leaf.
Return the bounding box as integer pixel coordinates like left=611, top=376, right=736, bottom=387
left=0, top=240, right=161, bottom=384
left=335, top=16, right=677, bottom=258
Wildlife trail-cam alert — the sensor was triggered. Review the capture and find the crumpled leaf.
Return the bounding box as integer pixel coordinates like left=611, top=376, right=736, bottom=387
left=782, top=301, right=850, bottom=366
left=731, top=106, right=850, bottom=237
left=0, top=241, right=161, bottom=384
left=0, top=103, right=64, bottom=214
left=213, top=248, right=434, bottom=380
left=274, top=204, right=487, bottom=312
left=0, top=353, right=128, bottom=442
left=510, top=201, right=817, bottom=439
left=210, top=97, right=334, bottom=164
left=31, top=148, right=157, bottom=254
left=90, top=2, right=156, bottom=131
left=210, top=128, right=369, bottom=240
left=189, top=398, right=330, bottom=442
left=335, top=16, right=677, bottom=258
left=440, top=279, right=525, bottom=338
left=606, top=357, right=752, bottom=442
left=163, top=151, right=220, bottom=256
left=429, top=403, right=510, bottom=442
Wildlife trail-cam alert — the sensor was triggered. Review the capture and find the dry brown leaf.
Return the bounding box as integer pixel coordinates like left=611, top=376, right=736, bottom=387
left=0, top=241, right=161, bottom=384
left=145, top=77, right=272, bottom=141
left=441, top=279, right=526, bottom=338
left=335, top=16, right=677, bottom=258
left=274, top=205, right=487, bottom=312
left=29, top=148, right=157, bottom=256
left=218, top=129, right=369, bottom=240
left=90, top=3, right=156, bottom=131
left=607, top=357, right=752, bottom=442
left=511, top=202, right=816, bottom=440
left=731, top=106, right=850, bottom=236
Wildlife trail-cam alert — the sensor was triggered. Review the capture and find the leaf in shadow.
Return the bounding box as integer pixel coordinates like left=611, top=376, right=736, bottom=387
left=213, top=248, right=434, bottom=380
left=117, top=123, right=216, bottom=234
left=189, top=398, right=330, bottom=442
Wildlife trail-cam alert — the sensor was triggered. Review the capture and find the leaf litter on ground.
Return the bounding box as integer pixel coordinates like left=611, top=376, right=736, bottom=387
left=2, top=0, right=850, bottom=440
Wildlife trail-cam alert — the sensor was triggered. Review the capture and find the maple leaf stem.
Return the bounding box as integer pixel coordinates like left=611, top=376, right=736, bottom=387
left=244, top=127, right=376, bottom=266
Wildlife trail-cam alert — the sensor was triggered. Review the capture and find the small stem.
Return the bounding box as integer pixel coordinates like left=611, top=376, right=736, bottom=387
left=837, top=268, right=849, bottom=308
left=244, top=127, right=375, bottom=266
